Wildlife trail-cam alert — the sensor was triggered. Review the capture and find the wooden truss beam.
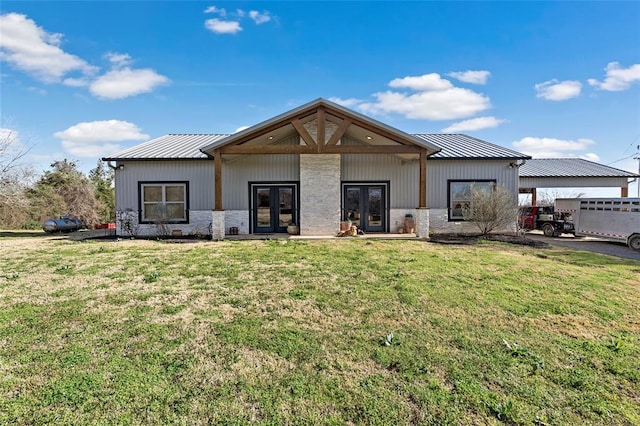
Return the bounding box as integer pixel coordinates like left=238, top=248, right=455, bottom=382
left=291, top=118, right=316, bottom=147
left=219, top=143, right=421, bottom=155
left=326, top=118, right=352, bottom=146
left=317, top=106, right=326, bottom=150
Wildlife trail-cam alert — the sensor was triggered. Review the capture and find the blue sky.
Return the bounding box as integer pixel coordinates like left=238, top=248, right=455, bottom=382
left=1, top=1, right=639, bottom=196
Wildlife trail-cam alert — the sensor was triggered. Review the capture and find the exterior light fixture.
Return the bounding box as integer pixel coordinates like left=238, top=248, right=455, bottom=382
left=366, top=135, right=373, bottom=140
left=268, top=136, right=274, bottom=140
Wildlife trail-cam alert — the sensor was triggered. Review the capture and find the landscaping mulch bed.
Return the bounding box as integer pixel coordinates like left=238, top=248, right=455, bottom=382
left=430, top=233, right=549, bottom=248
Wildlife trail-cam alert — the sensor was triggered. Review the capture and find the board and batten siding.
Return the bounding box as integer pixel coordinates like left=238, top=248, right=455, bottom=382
left=222, top=154, right=300, bottom=210
left=427, top=160, right=519, bottom=208
left=115, top=160, right=214, bottom=211
left=341, top=154, right=419, bottom=208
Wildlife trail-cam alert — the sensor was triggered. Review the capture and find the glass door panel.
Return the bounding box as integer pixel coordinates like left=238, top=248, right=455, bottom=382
left=253, top=185, right=296, bottom=233
left=256, top=188, right=271, bottom=228
left=343, top=185, right=386, bottom=233
left=278, top=187, right=293, bottom=228
left=367, top=187, right=383, bottom=229
left=345, top=187, right=361, bottom=227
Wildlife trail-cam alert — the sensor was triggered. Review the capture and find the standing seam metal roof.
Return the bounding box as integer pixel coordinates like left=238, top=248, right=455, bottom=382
left=103, top=133, right=529, bottom=160
left=414, top=134, right=530, bottom=160
left=519, top=158, right=638, bottom=178
left=102, top=134, right=228, bottom=160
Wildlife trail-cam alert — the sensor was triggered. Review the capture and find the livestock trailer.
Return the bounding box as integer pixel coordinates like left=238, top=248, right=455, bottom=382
left=554, top=198, right=640, bottom=250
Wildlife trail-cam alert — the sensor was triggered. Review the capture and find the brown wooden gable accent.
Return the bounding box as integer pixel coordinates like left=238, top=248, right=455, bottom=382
left=208, top=100, right=437, bottom=212
left=209, top=102, right=435, bottom=156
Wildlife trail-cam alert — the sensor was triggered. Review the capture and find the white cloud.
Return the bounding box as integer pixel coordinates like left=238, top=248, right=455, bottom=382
left=389, top=73, right=453, bottom=91
left=234, top=126, right=250, bottom=133
left=328, top=97, right=363, bottom=107
left=105, top=52, right=133, bottom=68
left=535, top=79, right=582, bottom=101
left=89, top=67, right=170, bottom=100
left=588, top=62, right=640, bottom=91
left=512, top=137, right=595, bottom=158
left=580, top=153, right=600, bottom=162
left=0, top=14, right=169, bottom=100
left=0, top=12, right=97, bottom=83
left=205, top=18, right=242, bottom=34
left=341, top=73, right=492, bottom=121
left=447, top=70, right=491, bottom=85
left=63, top=77, right=90, bottom=87
left=359, top=87, right=491, bottom=121
left=249, top=11, right=271, bottom=24
left=204, top=6, right=226, bottom=16
left=54, top=120, right=149, bottom=157
left=442, top=116, right=506, bottom=132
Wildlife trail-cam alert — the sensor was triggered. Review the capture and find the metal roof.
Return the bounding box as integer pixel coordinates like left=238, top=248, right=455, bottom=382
left=104, top=132, right=530, bottom=161
left=103, top=134, right=227, bottom=161
left=414, top=134, right=530, bottom=160
left=520, top=158, right=638, bottom=178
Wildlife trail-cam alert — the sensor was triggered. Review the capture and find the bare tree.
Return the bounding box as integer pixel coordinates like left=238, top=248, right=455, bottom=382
left=0, top=128, right=36, bottom=228
left=462, top=185, right=519, bottom=235
left=536, top=189, right=586, bottom=206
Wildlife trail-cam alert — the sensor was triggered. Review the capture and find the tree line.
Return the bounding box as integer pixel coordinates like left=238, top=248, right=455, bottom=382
left=1, top=131, right=114, bottom=229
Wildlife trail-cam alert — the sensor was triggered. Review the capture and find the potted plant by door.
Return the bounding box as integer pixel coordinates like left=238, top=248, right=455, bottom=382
left=287, top=222, right=299, bottom=235
left=403, top=213, right=415, bottom=234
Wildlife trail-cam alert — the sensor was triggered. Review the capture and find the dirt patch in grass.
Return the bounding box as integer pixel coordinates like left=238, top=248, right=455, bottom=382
left=430, top=233, right=549, bottom=248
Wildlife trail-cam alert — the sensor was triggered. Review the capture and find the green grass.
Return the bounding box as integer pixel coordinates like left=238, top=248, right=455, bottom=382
left=0, top=236, right=639, bottom=425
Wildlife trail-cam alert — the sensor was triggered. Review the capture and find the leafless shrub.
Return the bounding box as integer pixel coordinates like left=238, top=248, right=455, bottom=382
left=462, top=185, right=518, bottom=235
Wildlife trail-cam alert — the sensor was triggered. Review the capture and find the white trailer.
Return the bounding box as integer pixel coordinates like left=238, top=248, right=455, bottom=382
left=555, top=198, right=640, bottom=250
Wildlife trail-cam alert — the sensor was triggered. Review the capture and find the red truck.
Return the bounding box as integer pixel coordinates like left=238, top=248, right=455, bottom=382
left=518, top=205, right=576, bottom=237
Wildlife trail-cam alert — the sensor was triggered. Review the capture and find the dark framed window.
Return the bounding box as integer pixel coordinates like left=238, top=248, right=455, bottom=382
left=139, top=181, right=189, bottom=223
left=448, top=180, right=495, bottom=221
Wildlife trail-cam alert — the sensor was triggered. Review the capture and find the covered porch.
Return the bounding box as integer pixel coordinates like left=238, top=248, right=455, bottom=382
left=199, top=98, right=441, bottom=239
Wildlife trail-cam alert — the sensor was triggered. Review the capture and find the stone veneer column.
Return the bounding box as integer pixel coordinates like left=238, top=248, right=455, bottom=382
left=211, top=210, right=226, bottom=240
left=299, top=154, right=341, bottom=236
left=415, top=208, right=430, bottom=239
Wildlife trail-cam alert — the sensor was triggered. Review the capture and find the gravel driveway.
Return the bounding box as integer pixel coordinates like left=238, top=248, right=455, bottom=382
left=526, top=231, right=640, bottom=261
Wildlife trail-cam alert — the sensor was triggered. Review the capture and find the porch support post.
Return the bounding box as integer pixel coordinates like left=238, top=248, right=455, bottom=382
left=531, top=188, right=537, bottom=206
left=214, top=149, right=223, bottom=211
left=419, top=148, right=427, bottom=208
left=212, top=149, right=225, bottom=240
left=416, top=148, right=430, bottom=239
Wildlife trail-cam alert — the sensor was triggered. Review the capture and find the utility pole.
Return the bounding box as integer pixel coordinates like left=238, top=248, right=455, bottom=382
left=636, top=145, right=640, bottom=198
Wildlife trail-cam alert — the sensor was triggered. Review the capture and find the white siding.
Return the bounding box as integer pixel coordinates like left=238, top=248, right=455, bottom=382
left=341, top=154, right=419, bottom=208
left=222, top=154, right=300, bottom=210
left=427, top=160, right=518, bottom=208
left=115, top=160, right=214, bottom=211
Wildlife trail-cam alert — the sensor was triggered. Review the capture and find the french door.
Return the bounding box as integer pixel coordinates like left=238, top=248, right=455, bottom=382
left=343, top=184, right=387, bottom=233
left=252, top=185, right=296, bottom=233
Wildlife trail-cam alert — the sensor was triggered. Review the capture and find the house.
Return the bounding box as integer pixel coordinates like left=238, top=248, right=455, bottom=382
left=103, top=98, right=530, bottom=239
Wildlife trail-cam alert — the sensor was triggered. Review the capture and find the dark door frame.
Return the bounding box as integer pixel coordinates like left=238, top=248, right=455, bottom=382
left=341, top=181, right=390, bottom=233
left=249, top=182, right=299, bottom=233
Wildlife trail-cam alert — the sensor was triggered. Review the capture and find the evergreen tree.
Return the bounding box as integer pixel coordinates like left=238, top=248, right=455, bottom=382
left=29, top=160, right=101, bottom=226
left=89, top=160, right=115, bottom=222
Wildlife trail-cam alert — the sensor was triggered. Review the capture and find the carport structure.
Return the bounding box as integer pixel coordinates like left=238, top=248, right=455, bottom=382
left=519, top=158, right=639, bottom=205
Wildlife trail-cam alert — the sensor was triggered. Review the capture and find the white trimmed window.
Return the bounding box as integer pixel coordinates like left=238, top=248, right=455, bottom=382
left=140, top=182, right=188, bottom=223
left=449, top=180, right=495, bottom=221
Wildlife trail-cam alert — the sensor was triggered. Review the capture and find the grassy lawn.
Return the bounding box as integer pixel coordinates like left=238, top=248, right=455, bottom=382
left=0, top=235, right=638, bottom=425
